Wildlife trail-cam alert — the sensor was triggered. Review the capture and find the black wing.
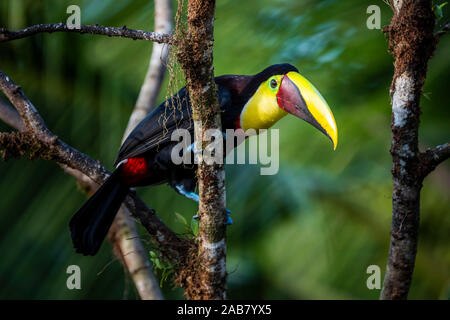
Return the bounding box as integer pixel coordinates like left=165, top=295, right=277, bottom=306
left=114, top=85, right=232, bottom=166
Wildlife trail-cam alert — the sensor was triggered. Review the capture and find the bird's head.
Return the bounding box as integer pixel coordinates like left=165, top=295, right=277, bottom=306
left=240, top=64, right=338, bottom=149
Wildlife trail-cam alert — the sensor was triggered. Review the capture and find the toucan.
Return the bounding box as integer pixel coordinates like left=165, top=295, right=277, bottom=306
left=69, top=64, right=338, bottom=255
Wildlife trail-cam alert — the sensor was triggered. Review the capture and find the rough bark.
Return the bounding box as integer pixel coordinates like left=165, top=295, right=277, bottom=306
left=381, top=0, right=449, bottom=299
left=0, top=23, right=172, bottom=43
left=175, top=0, right=227, bottom=300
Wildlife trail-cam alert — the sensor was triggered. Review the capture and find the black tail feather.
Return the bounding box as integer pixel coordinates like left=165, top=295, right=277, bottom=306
left=69, top=170, right=129, bottom=256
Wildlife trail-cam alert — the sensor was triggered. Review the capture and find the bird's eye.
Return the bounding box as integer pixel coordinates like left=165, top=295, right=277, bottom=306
left=270, top=79, right=277, bottom=89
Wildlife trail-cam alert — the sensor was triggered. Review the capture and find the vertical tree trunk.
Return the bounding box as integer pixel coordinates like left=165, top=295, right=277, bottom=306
left=380, top=0, right=436, bottom=300
left=177, top=0, right=227, bottom=299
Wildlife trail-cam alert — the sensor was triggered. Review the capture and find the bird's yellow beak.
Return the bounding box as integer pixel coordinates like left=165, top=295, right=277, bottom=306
left=277, top=71, right=338, bottom=149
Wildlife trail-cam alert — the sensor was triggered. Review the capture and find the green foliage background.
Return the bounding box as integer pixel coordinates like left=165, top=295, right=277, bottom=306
left=0, top=0, right=448, bottom=299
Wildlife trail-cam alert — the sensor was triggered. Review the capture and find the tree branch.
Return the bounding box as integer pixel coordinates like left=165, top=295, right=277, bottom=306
left=418, top=142, right=450, bottom=178
left=0, top=23, right=172, bottom=44
left=176, top=0, right=227, bottom=300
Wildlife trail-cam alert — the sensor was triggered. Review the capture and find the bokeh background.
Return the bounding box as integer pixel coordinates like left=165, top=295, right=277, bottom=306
left=0, top=0, right=448, bottom=299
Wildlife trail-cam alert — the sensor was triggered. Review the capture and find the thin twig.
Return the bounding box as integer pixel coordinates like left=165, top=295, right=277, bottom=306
left=0, top=23, right=172, bottom=44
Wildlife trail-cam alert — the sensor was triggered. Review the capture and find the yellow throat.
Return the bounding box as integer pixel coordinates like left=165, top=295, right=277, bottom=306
left=240, top=75, right=287, bottom=131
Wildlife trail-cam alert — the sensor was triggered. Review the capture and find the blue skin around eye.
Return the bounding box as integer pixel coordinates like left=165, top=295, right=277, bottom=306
left=176, top=185, right=233, bottom=225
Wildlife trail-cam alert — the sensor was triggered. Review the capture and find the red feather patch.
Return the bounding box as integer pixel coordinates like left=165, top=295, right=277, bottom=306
left=120, top=157, right=151, bottom=185
left=234, top=115, right=242, bottom=129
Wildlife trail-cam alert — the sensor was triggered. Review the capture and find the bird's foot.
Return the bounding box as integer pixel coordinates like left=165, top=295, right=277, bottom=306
left=225, top=209, right=233, bottom=225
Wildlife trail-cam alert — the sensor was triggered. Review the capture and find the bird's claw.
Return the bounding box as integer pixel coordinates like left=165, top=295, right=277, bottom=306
left=225, top=209, right=233, bottom=225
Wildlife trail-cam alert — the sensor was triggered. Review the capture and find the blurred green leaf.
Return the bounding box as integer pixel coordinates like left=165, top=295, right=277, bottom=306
left=433, top=2, right=447, bottom=20
left=190, top=216, right=199, bottom=237
left=175, top=212, right=188, bottom=228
